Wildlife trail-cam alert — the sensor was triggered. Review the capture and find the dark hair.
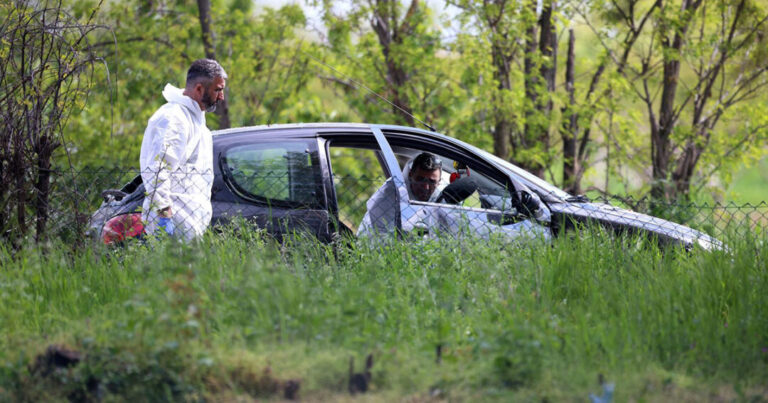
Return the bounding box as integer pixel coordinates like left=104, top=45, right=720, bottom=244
left=186, top=59, right=227, bottom=87
left=411, top=152, right=442, bottom=172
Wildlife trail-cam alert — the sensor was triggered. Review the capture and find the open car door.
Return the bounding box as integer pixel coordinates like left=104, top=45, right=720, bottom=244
left=362, top=125, right=552, bottom=242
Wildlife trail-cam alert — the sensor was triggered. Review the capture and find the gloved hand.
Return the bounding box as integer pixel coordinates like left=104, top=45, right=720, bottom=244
left=157, top=216, right=174, bottom=236
left=513, top=190, right=540, bottom=216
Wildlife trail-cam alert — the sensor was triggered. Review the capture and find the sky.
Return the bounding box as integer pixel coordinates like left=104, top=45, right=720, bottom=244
left=257, top=0, right=462, bottom=39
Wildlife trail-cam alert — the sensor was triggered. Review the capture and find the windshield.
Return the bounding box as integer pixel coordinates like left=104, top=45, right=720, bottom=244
left=475, top=148, right=571, bottom=201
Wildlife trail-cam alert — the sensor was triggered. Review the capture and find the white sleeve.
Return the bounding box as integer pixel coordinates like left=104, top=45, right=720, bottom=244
left=140, top=109, right=189, bottom=211
left=358, top=178, right=399, bottom=236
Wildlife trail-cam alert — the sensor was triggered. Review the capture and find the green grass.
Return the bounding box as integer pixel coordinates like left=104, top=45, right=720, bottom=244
left=0, top=227, right=766, bottom=401
left=726, top=158, right=768, bottom=205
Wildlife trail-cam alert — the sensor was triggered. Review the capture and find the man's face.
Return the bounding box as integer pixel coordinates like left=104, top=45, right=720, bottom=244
left=409, top=167, right=441, bottom=202
left=198, top=77, right=226, bottom=112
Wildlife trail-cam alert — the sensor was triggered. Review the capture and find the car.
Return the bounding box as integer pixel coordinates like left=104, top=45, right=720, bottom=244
left=87, top=123, right=721, bottom=251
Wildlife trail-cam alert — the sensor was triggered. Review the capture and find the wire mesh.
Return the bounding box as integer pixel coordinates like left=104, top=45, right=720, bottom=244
left=4, top=167, right=766, bottom=246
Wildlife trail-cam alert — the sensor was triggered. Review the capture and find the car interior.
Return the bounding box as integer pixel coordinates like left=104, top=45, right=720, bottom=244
left=389, top=145, right=515, bottom=211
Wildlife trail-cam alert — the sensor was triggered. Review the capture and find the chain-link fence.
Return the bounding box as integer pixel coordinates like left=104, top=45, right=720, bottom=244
left=0, top=167, right=139, bottom=245
left=2, top=167, right=766, bottom=247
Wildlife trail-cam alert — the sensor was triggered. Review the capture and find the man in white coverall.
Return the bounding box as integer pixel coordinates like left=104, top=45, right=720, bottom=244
left=140, top=59, right=227, bottom=241
left=357, top=152, right=551, bottom=241
left=357, top=152, right=445, bottom=236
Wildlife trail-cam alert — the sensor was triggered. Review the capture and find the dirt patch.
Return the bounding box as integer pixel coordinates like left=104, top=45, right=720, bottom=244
left=227, top=365, right=301, bottom=400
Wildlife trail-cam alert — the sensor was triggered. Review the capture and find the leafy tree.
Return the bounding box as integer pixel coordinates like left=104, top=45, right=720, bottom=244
left=316, top=0, right=463, bottom=134
left=557, top=0, right=661, bottom=194
left=196, top=0, right=231, bottom=128
left=0, top=0, right=108, bottom=244
left=586, top=0, right=768, bottom=201
left=66, top=0, right=317, bottom=168
left=54, top=0, right=768, bottom=206
left=451, top=0, right=558, bottom=178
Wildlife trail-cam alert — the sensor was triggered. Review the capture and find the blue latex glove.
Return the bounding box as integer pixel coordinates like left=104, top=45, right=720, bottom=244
left=589, top=383, right=614, bottom=403
left=157, top=217, right=174, bottom=236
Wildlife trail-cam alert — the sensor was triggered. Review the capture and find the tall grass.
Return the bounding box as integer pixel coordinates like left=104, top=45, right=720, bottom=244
left=0, top=226, right=766, bottom=400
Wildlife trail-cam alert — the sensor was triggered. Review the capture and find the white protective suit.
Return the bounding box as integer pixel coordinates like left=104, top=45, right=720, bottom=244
left=140, top=84, right=214, bottom=241
left=357, top=157, right=444, bottom=236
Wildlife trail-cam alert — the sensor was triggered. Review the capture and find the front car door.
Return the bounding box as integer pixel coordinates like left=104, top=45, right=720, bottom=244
left=369, top=125, right=552, bottom=242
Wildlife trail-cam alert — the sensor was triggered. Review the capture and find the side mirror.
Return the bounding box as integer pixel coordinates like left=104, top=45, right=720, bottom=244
left=511, top=190, right=541, bottom=217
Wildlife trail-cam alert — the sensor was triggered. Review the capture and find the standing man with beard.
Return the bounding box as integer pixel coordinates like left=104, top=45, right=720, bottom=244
left=140, top=59, right=228, bottom=241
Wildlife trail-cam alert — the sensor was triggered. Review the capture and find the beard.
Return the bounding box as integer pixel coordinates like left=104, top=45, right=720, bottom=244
left=201, top=91, right=219, bottom=113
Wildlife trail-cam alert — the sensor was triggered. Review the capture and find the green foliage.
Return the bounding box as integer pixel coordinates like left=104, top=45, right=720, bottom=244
left=0, top=1, right=109, bottom=244
left=318, top=1, right=465, bottom=132
left=65, top=0, right=325, bottom=168
left=54, top=0, right=768, bottom=202
left=328, top=146, right=386, bottom=230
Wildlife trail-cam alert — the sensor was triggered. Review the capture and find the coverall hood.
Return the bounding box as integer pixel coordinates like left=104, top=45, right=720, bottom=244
left=162, top=84, right=205, bottom=125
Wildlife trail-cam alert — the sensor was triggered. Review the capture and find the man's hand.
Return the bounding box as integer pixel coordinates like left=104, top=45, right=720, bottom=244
left=156, top=206, right=174, bottom=236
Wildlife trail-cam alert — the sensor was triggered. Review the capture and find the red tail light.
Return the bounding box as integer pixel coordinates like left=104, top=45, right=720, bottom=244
left=102, top=213, right=144, bottom=244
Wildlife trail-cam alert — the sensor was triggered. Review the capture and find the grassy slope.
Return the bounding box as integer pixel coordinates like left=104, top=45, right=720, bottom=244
left=726, top=158, right=768, bottom=205
left=0, top=228, right=766, bottom=401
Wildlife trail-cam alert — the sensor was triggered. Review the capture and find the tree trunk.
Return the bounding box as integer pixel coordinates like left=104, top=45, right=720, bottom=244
left=34, top=137, right=52, bottom=243
left=671, top=136, right=704, bottom=197
left=196, top=0, right=230, bottom=129
left=371, top=0, right=418, bottom=127
left=521, top=0, right=556, bottom=178
left=538, top=0, right=556, bottom=100
left=522, top=0, right=539, bottom=171
left=491, top=40, right=512, bottom=159
left=537, top=0, right=556, bottom=178
left=13, top=136, right=26, bottom=244
left=197, top=0, right=215, bottom=59
left=650, top=0, right=701, bottom=201
left=562, top=29, right=579, bottom=194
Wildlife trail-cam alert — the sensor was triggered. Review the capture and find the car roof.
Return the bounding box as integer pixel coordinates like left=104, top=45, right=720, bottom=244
left=212, top=122, right=372, bottom=137
left=212, top=122, right=485, bottom=160
left=212, top=122, right=466, bottom=147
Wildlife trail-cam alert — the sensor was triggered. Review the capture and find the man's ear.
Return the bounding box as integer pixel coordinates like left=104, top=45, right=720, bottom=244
left=194, top=82, right=205, bottom=96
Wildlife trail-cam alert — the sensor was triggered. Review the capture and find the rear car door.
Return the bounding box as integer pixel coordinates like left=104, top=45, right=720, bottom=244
left=212, top=129, right=332, bottom=241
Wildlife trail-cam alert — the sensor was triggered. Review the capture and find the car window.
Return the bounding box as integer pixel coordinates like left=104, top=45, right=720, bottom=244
left=481, top=150, right=570, bottom=200
left=327, top=144, right=388, bottom=234
left=223, top=141, right=320, bottom=207
left=392, top=146, right=514, bottom=211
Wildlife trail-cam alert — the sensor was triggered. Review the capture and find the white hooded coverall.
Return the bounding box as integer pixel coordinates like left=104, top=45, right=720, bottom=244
left=140, top=84, right=214, bottom=241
